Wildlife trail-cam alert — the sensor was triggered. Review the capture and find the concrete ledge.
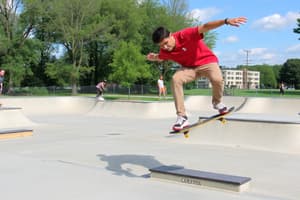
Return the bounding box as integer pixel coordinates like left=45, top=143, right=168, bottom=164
left=0, top=129, right=33, bottom=139
left=149, top=165, right=251, bottom=192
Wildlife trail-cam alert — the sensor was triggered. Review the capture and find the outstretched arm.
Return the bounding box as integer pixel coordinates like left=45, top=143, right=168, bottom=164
left=198, top=16, right=247, bottom=34
left=146, top=52, right=163, bottom=62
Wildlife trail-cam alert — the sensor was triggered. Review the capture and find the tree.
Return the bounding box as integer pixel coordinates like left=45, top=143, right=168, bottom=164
left=45, top=61, right=73, bottom=86
left=46, top=0, right=108, bottom=94
left=258, top=66, right=277, bottom=88
left=280, top=59, right=300, bottom=89
left=0, top=0, right=42, bottom=91
left=85, top=0, right=145, bottom=86
left=109, top=41, right=151, bottom=90
left=161, top=0, right=191, bottom=31
left=272, top=64, right=283, bottom=83
left=294, top=17, right=300, bottom=40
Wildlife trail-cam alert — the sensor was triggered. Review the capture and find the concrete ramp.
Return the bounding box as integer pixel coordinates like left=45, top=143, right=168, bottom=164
left=236, top=97, right=300, bottom=116
left=0, top=96, right=97, bottom=116
left=185, top=96, right=300, bottom=116
left=185, top=96, right=246, bottom=114
left=173, top=96, right=300, bottom=154
left=87, top=100, right=175, bottom=118
left=176, top=119, right=300, bottom=154
left=0, top=107, right=36, bottom=129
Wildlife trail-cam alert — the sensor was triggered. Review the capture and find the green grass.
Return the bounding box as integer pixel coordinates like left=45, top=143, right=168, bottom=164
left=104, top=94, right=168, bottom=101
left=81, top=94, right=173, bottom=101
left=183, top=88, right=300, bottom=98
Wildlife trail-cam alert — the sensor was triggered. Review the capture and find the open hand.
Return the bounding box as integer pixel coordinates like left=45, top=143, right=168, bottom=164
left=227, top=17, right=247, bottom=27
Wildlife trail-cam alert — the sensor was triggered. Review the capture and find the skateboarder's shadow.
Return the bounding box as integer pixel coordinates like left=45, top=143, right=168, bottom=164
left=97, top=154, right=178, bottom=178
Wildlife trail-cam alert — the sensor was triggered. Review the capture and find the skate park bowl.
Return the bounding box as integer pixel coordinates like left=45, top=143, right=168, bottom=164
left=1, top=95, right=299, bottom=153
left=1, top=95, right=300, bottom=199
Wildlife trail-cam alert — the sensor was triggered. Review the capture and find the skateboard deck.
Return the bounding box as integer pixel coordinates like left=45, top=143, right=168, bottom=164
left=170, top=106, right=235, bottom=138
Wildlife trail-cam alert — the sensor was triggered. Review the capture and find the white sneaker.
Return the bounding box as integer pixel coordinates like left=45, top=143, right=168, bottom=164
left=97, top=97, right=104, bottom=101
left=172, top=116, right=189, bottom=131
left=213, top=102, right=228, bottom=114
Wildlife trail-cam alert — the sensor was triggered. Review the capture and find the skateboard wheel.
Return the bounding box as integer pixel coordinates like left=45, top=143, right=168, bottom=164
left=184, top=131, right=189, bottom=138
left=220, top=118, right=227, bottom=124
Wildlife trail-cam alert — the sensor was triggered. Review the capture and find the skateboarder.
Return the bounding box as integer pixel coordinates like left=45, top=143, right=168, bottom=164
left=96, top=80, right=106, bottom=100
left=147, top=17, right=247, bottom=131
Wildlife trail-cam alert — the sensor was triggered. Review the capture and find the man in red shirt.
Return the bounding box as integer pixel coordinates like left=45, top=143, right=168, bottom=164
left=147, top=17, right=247, bottom=131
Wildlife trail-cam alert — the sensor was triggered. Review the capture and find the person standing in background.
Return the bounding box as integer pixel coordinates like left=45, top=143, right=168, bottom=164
left=0, top=69, right=5, bottom=95
left=279, top=82, right=285, bottom=95
left=157, top=75, right=166, bottom=98
left=0, top=69, right=5, bottom=107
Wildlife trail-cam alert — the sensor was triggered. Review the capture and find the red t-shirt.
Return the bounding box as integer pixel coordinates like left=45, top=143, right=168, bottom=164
left=158, top=27, right=218, bottom=67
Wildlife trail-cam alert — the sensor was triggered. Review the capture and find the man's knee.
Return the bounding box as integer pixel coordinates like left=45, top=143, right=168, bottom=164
left=172, top=73, right=185, bottom=85
left=211, top=76, right=224, bottom=86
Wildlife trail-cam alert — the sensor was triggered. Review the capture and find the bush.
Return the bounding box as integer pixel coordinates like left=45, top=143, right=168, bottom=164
left=30, top=87, right=49, bottom=95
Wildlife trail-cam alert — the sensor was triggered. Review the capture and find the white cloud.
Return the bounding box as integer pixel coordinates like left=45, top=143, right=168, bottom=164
left=261, top=53, right=276, bottom=60
left=223, top=36, right=239, bottom=43
left=236, top=48, right=281, bottom=65
left=187, top=7, right=221, bottom=22
left=238, top=48, right=267, bottom=55
left=286, top=44, right=300, bottom=53
left=213, top=50, right=221, bottom=57
left=218, top=45, right=296, bottom=67
left=252, top=11, right=300, bottom=31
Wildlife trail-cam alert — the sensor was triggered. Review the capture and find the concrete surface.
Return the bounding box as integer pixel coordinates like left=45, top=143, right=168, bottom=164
left=0, top=96, right=300, bottom=200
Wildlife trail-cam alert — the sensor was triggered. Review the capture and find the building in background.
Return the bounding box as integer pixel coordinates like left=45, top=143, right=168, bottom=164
left=197, top=69, right=260, bottom=89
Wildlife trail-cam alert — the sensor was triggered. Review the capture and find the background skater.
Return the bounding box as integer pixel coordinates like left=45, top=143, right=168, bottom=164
left=96, top=80, right=107, bottom=100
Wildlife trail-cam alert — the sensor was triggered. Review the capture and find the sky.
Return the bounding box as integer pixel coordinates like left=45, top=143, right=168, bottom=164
left=186, top=0, right=300, bottom=68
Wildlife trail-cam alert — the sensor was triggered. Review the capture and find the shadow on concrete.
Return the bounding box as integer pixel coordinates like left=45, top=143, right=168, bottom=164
left=97, top=154, right=182, bottom=178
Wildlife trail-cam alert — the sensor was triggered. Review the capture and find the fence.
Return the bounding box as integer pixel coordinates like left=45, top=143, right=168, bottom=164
left=2, top=84, right=300, bottom=98
left=4, top=84, right=161, bottom=96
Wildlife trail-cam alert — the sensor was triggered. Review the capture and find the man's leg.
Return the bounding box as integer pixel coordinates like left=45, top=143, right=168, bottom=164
left=171, top=67, right=197, bottom=116
left=196, top=63, right=224, bottom=106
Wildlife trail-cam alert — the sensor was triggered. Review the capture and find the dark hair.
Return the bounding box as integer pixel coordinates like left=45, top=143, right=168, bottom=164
left=152, top=26, right=170, bottom=44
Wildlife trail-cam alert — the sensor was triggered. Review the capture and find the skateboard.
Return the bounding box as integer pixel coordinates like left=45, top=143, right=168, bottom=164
left=169, top=106, right=235, bottom=138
